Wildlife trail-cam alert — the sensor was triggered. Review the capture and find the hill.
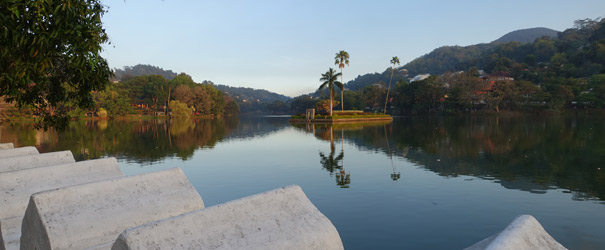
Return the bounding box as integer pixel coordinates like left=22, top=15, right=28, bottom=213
left=345, top=27, right=560, bottom=90
left=214, top=84, right=291, bottom=103
left=494, top=27, right=559, bottom=43
left=113, top=64, right=178, bottom=81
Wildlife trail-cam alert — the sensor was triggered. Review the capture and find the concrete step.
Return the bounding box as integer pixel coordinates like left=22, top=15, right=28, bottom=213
left=112, top=185, right=344, bottom=250
left=0, top=147, right=38, bottom=159
left=20, top=168, right=204, bottom=250
left=0, top=143, right=14, bottom=150
left=0, top=151, right=74, bottom=173
left=0, top=158, right=123, bottom=250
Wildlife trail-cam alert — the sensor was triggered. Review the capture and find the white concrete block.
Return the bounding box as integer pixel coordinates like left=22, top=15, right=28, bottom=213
left=112, top=185, right=344, bottom=250
left=0, top=143, right=14, bottom=150
left=0, top=147, right=38, bottom=159
left=0, top=217, right=21, bottom=250
left=0, top=151, right=74, bottom=173
left=464, top=215, right=567, bottom=250
left=0, top=158, right=123, bottom=250
left=20, top=168, right=204, bottom=250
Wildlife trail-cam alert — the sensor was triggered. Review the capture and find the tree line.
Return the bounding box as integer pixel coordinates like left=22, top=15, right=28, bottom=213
left=91, top=73, right=239, bottom=118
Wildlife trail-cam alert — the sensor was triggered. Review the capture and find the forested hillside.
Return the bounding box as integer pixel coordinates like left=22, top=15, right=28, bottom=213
left=289, top=18, right=605, bottom=115
left=214, top=84, right=291, bottom=114
left=403, top=19, right=603, bottom=78
left=494, top=27, right=559, bottom=43
left=113, top=64, right=178, bottom=81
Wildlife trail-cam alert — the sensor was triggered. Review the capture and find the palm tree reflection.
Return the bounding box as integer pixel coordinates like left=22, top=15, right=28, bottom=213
left=385, top=124, right=400, bottom=181
left=318, top=126, right=350, bottom=188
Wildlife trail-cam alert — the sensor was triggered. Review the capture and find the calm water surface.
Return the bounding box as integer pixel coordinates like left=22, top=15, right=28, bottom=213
left=1, top=115, right=604, bottom=249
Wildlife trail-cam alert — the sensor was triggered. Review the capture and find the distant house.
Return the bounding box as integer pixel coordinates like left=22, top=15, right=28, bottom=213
left=470, top=72, right=515, bottom=105
left=481, top=72, right=514, bottom=83
left=410, top=74, right=430, bottom=82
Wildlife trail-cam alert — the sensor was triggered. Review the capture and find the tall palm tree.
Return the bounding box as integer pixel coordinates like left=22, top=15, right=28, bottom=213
left=384, top=56, right=400, bottom=114
left=319, top=68, right=343, bottom=116
left=334, top=50, right=349, bottom=111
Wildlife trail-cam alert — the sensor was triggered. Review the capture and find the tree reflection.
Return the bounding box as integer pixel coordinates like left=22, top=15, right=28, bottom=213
left=316, top=125, right=351, bottom=188
left=384, top=124, right=400, bottom=181
left=319, top=149, right=344, bottom=174
left=0, top=117, right=239, bottom=164
left=341, top=114, right=605, bottom=201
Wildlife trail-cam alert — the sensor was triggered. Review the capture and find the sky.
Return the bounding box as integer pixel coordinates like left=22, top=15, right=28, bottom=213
left=100, top=0, right=605, bottom=97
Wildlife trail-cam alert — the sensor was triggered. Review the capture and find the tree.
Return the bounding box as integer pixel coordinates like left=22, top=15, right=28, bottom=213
left=334, top=50, right=349, bottom=111
left=290, top=95, right=316, bottom=114
left=166, top=73, right=194, bottom=115
left=384, top=56, right=400, bottom=113
left=362, top=83, right=385, bottom=111
left=318, top=68, right=343, bottom=116
left=169, top=100, right=192, bottom=118
left=1, top=0, right=112, bottom=129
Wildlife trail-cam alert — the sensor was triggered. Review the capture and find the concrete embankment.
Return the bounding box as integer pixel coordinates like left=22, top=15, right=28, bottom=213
left=0, top=158, right=124, bottom=250
left=465, top=215, right=567, bottom=250
left=0, top=147, right=38, bottom=159
left=112, top=185, right=344, bottom=250
left=0, top=144, right=344, bottom=250
left=0, top=151, right=74, bottom=173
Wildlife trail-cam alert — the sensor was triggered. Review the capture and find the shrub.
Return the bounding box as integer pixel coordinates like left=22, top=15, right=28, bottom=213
left=97, top=108, right=108, bottom=118
left=170, top=100, right=193, bottom=118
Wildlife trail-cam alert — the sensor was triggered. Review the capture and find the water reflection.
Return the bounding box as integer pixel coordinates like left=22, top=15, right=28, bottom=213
left=1, top=114, right=604, bottom=202
left=295, top=121, right=395, bottom=188
left=0, top=117, right=240, bottom=163
left=312, top=125, right=349, bottom=188
left=340, top=114, right=605, bottom=202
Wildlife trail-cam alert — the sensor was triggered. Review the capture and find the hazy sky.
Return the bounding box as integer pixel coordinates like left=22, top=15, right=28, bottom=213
left=100, top=0, right=604, bottom=97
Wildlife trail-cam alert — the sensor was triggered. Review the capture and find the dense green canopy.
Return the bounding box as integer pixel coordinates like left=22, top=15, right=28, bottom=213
left=1, top=0, right=112, bottom=129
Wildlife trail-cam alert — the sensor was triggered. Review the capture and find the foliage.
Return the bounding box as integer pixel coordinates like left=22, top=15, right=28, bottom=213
left=335, top=50, right=350, bottom=111
left=214, top=83, right=290, bottom=114
left=289, top=95, right=317, bottom=114
left=318, top=68, right=343, bottom=116
left=314, top=100, right=339, bottom=114
left=92, top=83, right=134, bottom=117
left=266, top=100, right=290, bottom=114
left=494, top=27, right=559, bottom=43
left=223, top=96, right=240, bottom=115
left=113, top=64, right=177, bottom=81
left=169, top=100, right=192, bottom=118
left=97, top=108, right=108, bottom=118
left=384, top=56, right=401, bottom=113
left=1, top=0, right=112, bottom=129
left=97, top=73, right=237, bottom=117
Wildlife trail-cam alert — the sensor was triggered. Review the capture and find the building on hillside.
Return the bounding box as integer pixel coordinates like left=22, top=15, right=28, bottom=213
left=410, top=74, right=430, bottom=82
left=481, top=72, right=514, bottom=83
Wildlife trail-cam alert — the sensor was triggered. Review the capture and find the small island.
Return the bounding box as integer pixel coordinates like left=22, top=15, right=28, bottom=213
left=289, top=110, right=392, bottom=124
left=290, top=52, right=394, bottom=124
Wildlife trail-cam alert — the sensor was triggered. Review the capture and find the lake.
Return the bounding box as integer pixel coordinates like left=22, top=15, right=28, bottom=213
left=1, top=114, right=604, bottom=249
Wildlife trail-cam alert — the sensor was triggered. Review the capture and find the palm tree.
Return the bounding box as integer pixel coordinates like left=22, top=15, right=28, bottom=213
left=318, top=68, right=343, bottom=116
left=384, top=56, right=400, bottom=114
left=334, top=50, right=349, bottom=111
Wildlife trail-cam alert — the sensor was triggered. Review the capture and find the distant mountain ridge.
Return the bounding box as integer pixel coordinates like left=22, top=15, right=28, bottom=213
left=214, top=84, right=291, bottom=103
left=342, top=26, right=562, bottom=91
left=112, top=64, right=290, bottom=104
left=494, top=27, right=559, bottom=43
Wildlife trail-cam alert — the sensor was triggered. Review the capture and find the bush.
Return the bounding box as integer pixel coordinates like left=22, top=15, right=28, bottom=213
left=170, top=100, right=193, bottom=118
left=97, top=108, right=108, bottom=118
